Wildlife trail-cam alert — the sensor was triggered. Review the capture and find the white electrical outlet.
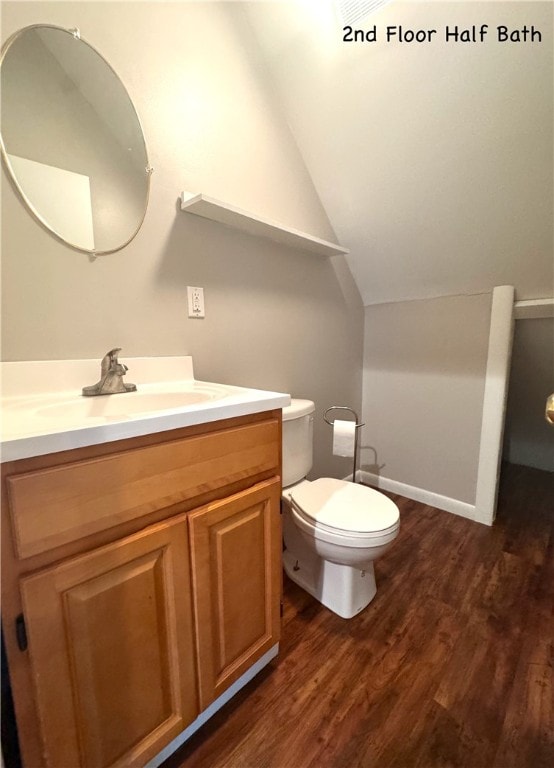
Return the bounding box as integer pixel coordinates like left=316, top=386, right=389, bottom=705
left=187, top=286, right=205, bottom=318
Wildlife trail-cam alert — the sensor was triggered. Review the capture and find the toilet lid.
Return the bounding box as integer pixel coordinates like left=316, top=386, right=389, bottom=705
left=289, top=478, right=399, bottom=535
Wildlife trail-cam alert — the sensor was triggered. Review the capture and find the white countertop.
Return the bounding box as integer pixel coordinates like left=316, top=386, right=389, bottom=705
left=1, top=357, right=290, bottom=462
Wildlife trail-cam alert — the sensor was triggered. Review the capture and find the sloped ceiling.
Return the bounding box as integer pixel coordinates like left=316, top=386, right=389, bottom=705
left=244, top=0, right=553, bottom=305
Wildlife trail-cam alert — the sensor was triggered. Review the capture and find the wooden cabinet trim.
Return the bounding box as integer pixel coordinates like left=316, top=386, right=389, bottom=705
left=1, top=410, right=281, bottom=475
left=7, top=418, right=280, bottom=560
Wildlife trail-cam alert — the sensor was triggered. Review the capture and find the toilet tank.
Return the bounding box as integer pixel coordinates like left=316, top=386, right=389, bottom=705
left=282, top=399, right=315, bottom=488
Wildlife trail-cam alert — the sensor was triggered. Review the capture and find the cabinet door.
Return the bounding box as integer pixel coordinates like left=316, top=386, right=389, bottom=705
left=189, top=478, right=281, bottom=709
left=20, top=515, right=198, bottom=768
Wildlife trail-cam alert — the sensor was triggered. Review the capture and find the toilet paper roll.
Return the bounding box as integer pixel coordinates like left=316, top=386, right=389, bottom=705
left=332, top=419, right=356, bottom=458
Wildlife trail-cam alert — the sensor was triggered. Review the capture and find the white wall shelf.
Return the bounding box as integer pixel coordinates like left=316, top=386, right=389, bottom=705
left=180, top=192, right=348, bottom=257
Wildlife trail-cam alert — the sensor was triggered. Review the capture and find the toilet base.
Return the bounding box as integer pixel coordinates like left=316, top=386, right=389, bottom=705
left=283, top=549, right=377, bottom=619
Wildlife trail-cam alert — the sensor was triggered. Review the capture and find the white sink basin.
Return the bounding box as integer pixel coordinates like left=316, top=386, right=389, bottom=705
left=35, top=385, right=228, bottom=421
left=1, top=381, right=236, bottom=438
left=0, top=356, right=291, bottom=462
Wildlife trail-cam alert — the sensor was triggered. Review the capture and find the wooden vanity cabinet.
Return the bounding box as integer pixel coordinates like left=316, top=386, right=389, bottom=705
left=1, top=410, right=282, bottom=768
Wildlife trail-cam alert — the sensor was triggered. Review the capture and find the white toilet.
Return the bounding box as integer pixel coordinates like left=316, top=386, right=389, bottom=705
left=281, top=399, right=400, bottom=619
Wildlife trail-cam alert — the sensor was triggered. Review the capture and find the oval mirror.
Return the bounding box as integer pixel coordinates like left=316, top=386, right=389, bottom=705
left=0, top=25, right=151, bottom=255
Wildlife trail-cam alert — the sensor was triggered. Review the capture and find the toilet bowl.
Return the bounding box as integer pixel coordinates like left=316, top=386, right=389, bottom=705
left=282, top=400, right=400, bottom=619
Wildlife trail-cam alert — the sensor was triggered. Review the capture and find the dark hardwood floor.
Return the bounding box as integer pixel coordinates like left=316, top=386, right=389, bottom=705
left=163, top=463, right=554, bottom=768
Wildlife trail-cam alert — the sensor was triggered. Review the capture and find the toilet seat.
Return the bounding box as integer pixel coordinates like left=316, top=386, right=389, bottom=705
left=288, top=477, right=399, bottom=548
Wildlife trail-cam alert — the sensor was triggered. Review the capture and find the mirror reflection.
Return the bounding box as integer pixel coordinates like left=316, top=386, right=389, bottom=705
left=0, top=25, right=150, bottom=254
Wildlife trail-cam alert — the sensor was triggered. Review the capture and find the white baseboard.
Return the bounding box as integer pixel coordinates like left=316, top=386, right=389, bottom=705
left=358, top=471, right=485, bottom=525
left=146, top=644, right=279, bottom=768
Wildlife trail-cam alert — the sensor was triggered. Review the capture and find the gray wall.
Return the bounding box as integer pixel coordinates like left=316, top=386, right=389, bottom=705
left=362, top=293, right=492, bottom=505
left=504, top=318, right=554, bottom=472
left=1, top=1, right=364, bottom=480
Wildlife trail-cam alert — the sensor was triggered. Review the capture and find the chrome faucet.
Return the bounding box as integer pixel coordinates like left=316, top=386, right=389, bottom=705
left=82, top=348, right=137, bottom=396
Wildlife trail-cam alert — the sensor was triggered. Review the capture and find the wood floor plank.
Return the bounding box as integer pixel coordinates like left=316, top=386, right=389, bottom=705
left=493, top=660, right=553, bottom=768
left=162, top=463, right=554, bottom=768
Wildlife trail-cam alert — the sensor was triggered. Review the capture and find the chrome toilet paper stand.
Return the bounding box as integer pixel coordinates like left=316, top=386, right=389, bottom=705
left=324, top=406, right=365, bottom=484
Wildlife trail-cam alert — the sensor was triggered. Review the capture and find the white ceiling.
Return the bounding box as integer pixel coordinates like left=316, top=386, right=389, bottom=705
left=244, top=1, right=553, bottom=305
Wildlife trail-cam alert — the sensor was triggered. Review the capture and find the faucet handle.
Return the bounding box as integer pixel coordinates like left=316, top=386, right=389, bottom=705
left=106, top=349, right=132, bottom=380
left=100, top=347, right=122, bottom=376
left=107, top=347, right=122, bottom=363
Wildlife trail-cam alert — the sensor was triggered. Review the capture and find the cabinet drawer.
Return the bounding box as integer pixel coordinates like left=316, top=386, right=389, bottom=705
left=7, top=418, right=280, bottom=559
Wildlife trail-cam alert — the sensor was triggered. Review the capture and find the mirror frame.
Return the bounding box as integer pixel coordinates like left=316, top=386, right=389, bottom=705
left=0, top=24, right=152, bottom=256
